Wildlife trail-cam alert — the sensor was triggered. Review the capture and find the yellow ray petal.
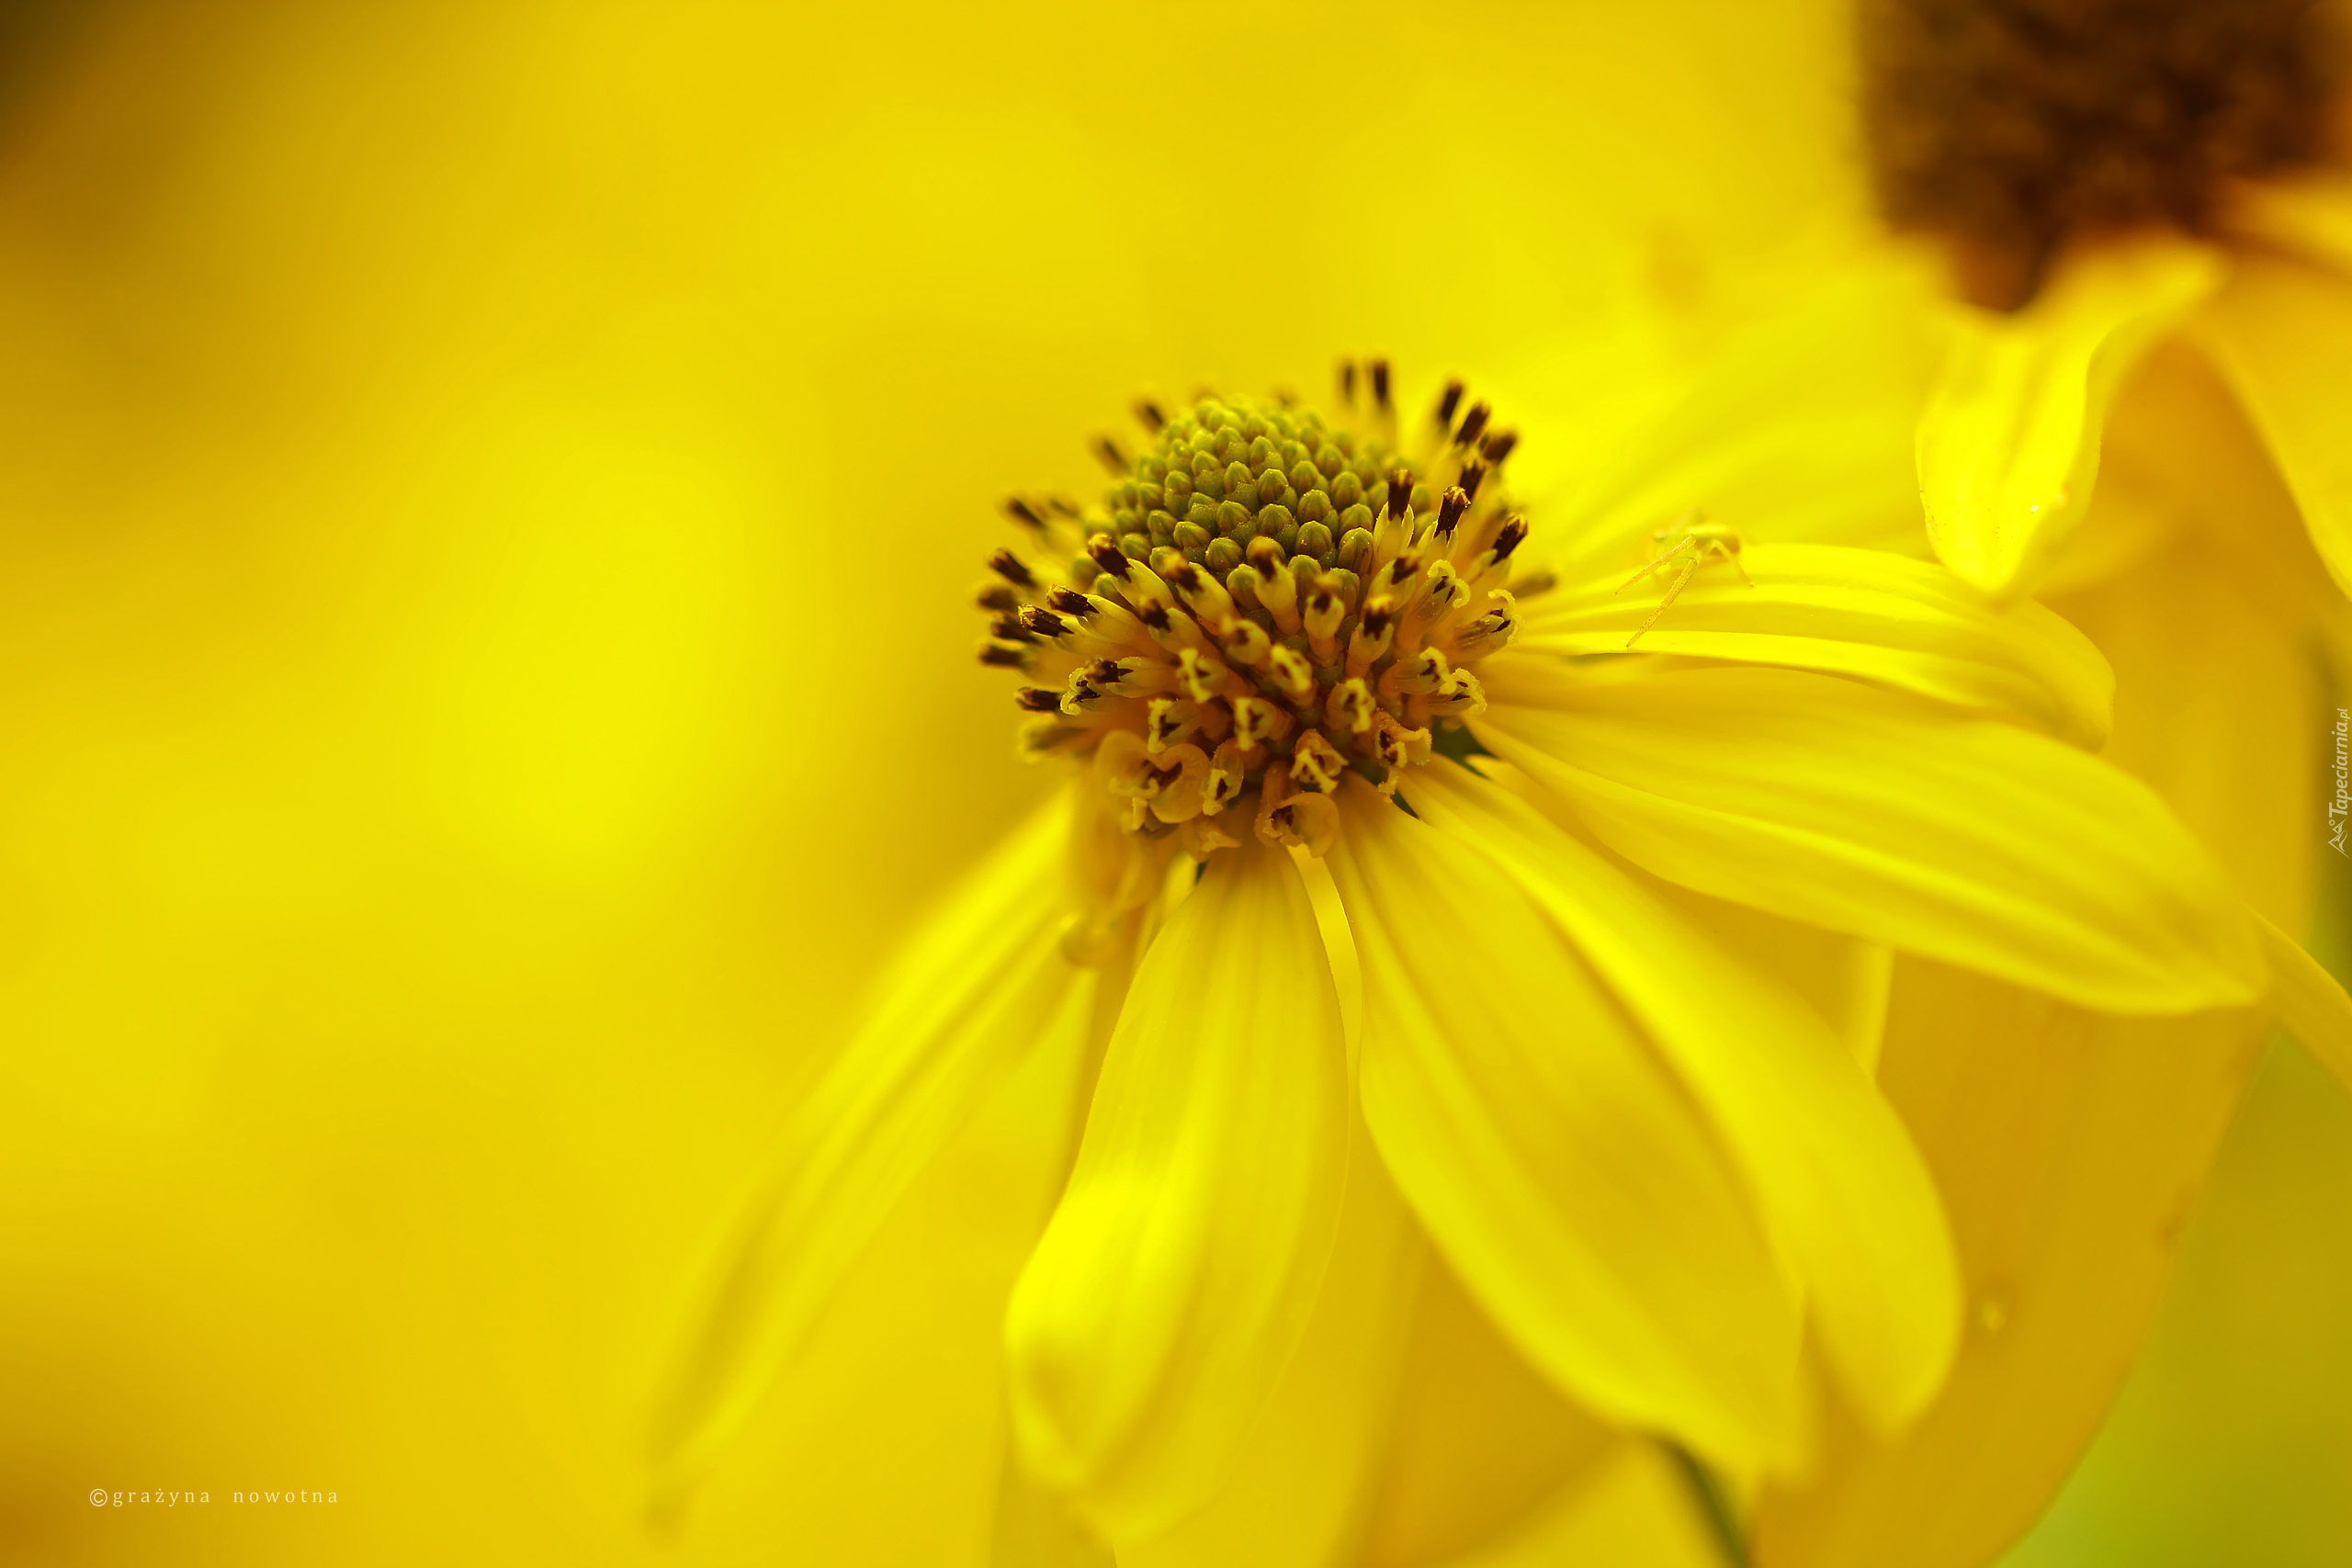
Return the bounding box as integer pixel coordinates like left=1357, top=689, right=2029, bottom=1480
left=1753, top=957, right=2266, bottom=1568
left=1403, top=760, right=1960, bottom=1435
left=1519, top=540, right=2113, bottom=746
left=1539, top=261, right=1949, bottom=585
left=1124, top=1131, right=1420, bottom=1568
left=1435, top=1440, right=1732, bottom=1568
left=1326, top=778, right=1804, bottom=1475
left=1358, top=1252, right=1621, bottom=1568
left=651, top=789, right=1090, bottom=1500
left=1002, top=840, right=1350, bottom=1545
left=1475, top=660, right=2264, bottom=1016
left=2188, top=250, right=2352, bottom=604
left=2254, top=911, right=2352, bottom=1093
left=1917, top=237, right=2222, bottom=600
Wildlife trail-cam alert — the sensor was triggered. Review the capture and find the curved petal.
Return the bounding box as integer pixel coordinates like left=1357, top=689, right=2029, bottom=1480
left=1326, top=777, right=1804, bottom=1475
left=1125, top=1133, right=1420, bottom=1568
left=1517, top=541, right=2113, bottom=746
left=2255, top=911, right=2352, bottom=1094
left=1474, top=660, right=2264, bottom=1016
left=1403, top=760, right=1961, bottom=1434
left=1435, top=1441, right=1733, bottom=1568
left=1917, top=237, right=2222, bottom=600
left=1753, top=957, right=2267, bottom=1568
left=2189, top=250, right=2352, bottom=603
left=1003, top=839, right=1350, bottom=1544
left=652, top=789, right=1090, bottom=1497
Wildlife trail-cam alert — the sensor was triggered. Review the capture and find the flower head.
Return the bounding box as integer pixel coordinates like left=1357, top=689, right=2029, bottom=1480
left=980, top=364, right=1527, bottom=866
left=656, top=363, right=2275, bottom=1555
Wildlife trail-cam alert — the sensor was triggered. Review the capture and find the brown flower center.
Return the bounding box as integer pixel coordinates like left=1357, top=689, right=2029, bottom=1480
left=1860, top=0, right=2343, bottom=306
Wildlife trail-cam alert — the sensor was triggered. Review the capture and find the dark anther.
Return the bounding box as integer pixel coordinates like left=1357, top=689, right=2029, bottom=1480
left=1017, top=606, right=1066, bottom=639
left=1166, top=560, right=1204, bottom=593
left=977, top=583, right=1019, bottom=613
left=1087, top=533, right=1131, bottom=577
left=1091, top=435, right=1129, bottom=475
left=1481, top=430, right=1518, bottom=464
left=1384, top=468, right=1414, bottom=520
left=1139, top=604, right=1172, bottom=631
left=989, top=610, right=1037, bottom=643
left=1245, top=536, right=1285, bottom=572
left=1045, top=586, right=1094, bottom=617
left=1085, top=659, right=1125, bottom=685
left=1437, top=486, right=1471, bottom=536
left=1454, top=401, right=1491, bottom=449
left=978, top=644, right=1028, bottom=669
left=1360, top=602, right=1396, bottom=637
left=1339, top=360, right=1358, bottom=402
left=1133, top=397, right=1168, bottom=432
left=1458, top=461, right=1487, bottom=502
left=1491, top=515, right=1530, bottom=559
left=1370, top=358, right=1392, bottom=410
left=1435, top=379, right=1465, bottom=428
left=1046, top=494, right=1083, bottom=517
left=1014, top=687, right=1062, bottom=713
left=989, top=548, right=1038, bottom=589
left=1002, top=496, right=1046, bottom=531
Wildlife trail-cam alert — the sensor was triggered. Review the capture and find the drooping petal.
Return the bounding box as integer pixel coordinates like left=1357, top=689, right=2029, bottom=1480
left=652, top=789, right=1092, bottom=1497
left=1357, top=1251, right=1621, bottom=1568
left=1124, top=1132, right=1421, bottom=1568
left=1475, top=660, right=2264, bottom=1016
left=2189, top=249, right=2352, bottom=604
left=1917, top=237, right=2222, bottom=600
left=2254, top=912, right=2352, bottom=1094
left=1753, top=957, right=2267, bottom=1568
left=1003, top=839, right=1350, bottom=1545
left=1326, top=778, right=1804, bottom=1475
left=1404, top=760, right=1960, bottom=1434
left=1517, top=540, right=2112, bottom=746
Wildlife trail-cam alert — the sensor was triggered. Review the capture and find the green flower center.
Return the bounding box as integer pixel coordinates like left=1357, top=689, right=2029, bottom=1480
left=978, top=363, right=1530, bottom=860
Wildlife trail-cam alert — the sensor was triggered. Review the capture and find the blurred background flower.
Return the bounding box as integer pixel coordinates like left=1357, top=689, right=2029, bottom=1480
left=0, top=3, right=2343, bottom=1566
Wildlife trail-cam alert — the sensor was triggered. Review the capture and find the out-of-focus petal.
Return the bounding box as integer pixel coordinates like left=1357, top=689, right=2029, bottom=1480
left=1753, top=957, right=2266, bottom=1568
left=2189, top=250, right=2352, bottom=603
left=1404, top=760, right=1960, bottom=1434
left=1358, top=1253, right=1621, bottom=1568
left=1327, top=778, right=1803, bottom=1475
left=652, top=789, right=1090, bottom=1498
left=1125, top=1134, right=1420, bottom=1568
left=2255, top=912, right=2352, bottom=1093
left=1917, top=238, right=2222, bottom=599
left=1475, top=660, right=2264, bottom=1015
left=1517, top=540, right=2113, bottom=746
left=2049, top=539, right=2318, bottom=933
left=1003, top=840, right=1349, bottom=1545
left=1430, top=1441, right=1731, bottom=1568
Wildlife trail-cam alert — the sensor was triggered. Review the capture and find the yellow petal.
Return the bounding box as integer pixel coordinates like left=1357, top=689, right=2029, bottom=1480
left=1540, top=260, right=1950, bottom=585
left=1326, top=778, right=1804, bottom=1474
left=1002, top=840, right=1350, bottom=1545
left=651, top=789, right=1089, bottom=1497
left=1475, top=660, right=2264, bottom=1015
left=1434, top=1441, right=1733, bottom=1568
left=1754, top=958, right=2266, bottom=1568
left=1917, top=238, right=2223, bottom=599
left=1518, top=540, right=2113, bottom=746
left=1125, top=1132, right=1421, bottom=1568
left=2254, top=911, right=2352, bottom=1094
left=2047, top=539, right=2319, bottom=933
left=1359, top=1252, right=1621, bottom=1568
left=1404, top=760, right=1960, bottom=1434
left=2189, top=250, right=2352, bottom=604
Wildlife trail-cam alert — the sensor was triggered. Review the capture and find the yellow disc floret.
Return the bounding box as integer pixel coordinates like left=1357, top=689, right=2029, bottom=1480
left=978, top=361, right=1530, bottom=860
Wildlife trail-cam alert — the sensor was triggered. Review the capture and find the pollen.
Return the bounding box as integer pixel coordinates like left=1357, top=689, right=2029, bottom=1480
left=977, top=362, right=1528, bottom=859
left=1860, top=0, right=2344, bottom=307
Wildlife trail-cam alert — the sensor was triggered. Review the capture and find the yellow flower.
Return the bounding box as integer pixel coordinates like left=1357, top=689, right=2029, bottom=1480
left=654, top=367, right=2277, bottom=1558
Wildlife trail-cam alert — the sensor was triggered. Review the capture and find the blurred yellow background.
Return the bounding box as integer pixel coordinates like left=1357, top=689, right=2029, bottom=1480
left=0, top=3, right=2341, bottom=1565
